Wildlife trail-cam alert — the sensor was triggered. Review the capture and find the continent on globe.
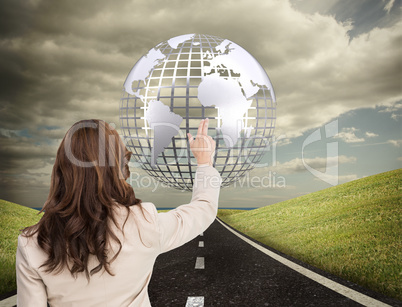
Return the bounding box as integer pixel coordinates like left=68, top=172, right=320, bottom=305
left=145, top=100, right=183, bottom=167
left=124, top=48, right=166, bottom=96
left=124, top=34, right=197, bottom=97
left=167, top=34, right=195, bottom=48
left=206, top=39, right=276, bottom=101
left=198, top=73, right=252, bottom=147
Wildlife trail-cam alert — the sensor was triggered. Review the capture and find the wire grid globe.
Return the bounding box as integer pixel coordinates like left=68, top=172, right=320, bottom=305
left=120, top=34, right=276, bottom=191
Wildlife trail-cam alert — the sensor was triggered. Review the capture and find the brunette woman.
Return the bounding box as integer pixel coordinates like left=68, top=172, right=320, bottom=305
left=16, top=118, right=220, bottom=306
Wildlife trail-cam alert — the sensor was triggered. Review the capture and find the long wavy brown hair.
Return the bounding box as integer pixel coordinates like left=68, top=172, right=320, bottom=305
left=22, top=119, right=141, bottom=279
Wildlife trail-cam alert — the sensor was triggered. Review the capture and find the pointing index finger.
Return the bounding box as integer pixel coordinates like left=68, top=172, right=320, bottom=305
left=202, top=118, right=209, bottom=136
left=197, top=119, right=204, bottom=136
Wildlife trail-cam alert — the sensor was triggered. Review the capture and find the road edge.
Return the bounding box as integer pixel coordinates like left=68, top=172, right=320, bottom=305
left=216, top=217, right=401, bottom=307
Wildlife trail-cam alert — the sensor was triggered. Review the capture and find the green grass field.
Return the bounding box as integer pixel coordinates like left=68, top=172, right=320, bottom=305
left=0, top=200, right=42, bottom=295
left=217, top=168, right=402, bottom=300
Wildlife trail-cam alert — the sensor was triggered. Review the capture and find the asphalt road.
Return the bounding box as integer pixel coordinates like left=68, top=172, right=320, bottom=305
left=148, top=219, right=400, bottom=307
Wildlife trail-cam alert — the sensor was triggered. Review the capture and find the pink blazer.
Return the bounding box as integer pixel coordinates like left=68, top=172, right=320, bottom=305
left=16, top=166, right=221, bottom=306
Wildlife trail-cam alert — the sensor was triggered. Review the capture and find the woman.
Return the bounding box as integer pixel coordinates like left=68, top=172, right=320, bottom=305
left=16, top=118, right=220, bottom=306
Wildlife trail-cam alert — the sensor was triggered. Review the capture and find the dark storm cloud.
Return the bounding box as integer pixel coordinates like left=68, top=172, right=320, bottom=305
left=0, top=0, right=36, bottom=38
left=0, top=0, right=291, bottom=132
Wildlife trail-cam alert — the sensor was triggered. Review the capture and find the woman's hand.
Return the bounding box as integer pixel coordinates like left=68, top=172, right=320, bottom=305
left=187, top=118, right=216, bottom=166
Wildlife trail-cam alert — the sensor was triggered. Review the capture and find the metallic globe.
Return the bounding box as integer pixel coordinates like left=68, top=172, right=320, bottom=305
left=120, top=34, right=276, bottom=191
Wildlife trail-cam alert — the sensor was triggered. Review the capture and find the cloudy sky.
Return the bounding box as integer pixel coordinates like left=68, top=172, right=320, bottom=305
left=0, top=0, right=401, bottom=209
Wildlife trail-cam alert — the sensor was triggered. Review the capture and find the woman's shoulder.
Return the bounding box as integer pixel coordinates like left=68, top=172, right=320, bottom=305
left=18, top=228, right=39, bottom=248
left=113, top=202, right=158, bottom=225
left=130, top=202, right=158, bottom=223
left=17, top=231, right=48, bottom=269
left=135, top=202, right=157, bottom=214
left=125, top=202, right=161, bottom=245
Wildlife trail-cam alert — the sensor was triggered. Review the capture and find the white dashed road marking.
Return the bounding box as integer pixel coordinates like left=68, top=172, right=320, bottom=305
left=185, top=296, right=204, bottom=307
left=217, top=218, right=391, bottom=307
left=195, top=257, right=205, bottom=269
left=198, top=241, right=204, bottom=247
left=199, top=232, right=203, bottom=236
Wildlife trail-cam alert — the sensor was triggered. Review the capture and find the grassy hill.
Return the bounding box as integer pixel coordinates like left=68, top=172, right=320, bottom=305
left=217, top=168, right=402, bottom=300
left=0, top=200, right=42, bottom=295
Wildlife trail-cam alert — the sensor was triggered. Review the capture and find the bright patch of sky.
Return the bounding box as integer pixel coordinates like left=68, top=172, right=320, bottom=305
left=290, top=0, right=401, bottom=38
left=270, top=105, right=401, bottom=183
